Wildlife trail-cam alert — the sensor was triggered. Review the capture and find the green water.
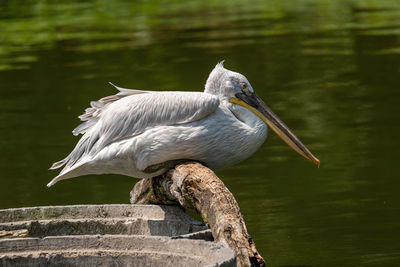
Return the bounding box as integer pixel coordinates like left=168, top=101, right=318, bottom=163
left=1, top=0, right=400, bottom=266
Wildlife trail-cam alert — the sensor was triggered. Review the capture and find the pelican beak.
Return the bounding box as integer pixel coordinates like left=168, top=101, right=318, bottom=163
left=229, top=92, right=320, bottom=167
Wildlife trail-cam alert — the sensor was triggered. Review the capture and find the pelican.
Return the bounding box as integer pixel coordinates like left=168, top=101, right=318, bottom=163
left=47, top=61, right=319, bottom=187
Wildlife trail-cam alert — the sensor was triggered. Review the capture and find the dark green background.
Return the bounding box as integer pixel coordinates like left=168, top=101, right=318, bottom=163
left=1, top=0, right=399, bottom=266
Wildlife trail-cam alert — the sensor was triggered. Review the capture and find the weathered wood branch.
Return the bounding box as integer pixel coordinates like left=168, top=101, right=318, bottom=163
left=130, top=162, right=265, bottom=267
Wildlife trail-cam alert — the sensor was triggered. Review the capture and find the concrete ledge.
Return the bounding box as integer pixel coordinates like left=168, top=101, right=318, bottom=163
left=0, top=205, right=236, bottom=266
left=0, top=204, right=206, bottom=237
left=0, top=235, right=235, bottom=267
left=0, top=204, right=199, bottom=223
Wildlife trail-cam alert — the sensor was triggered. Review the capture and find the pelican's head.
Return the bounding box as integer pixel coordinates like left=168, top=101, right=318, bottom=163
left=205, top=61, right=320, bottom=167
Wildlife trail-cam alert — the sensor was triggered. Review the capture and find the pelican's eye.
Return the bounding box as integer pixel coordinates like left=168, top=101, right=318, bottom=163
left=240, top=82, right=251, bottom=95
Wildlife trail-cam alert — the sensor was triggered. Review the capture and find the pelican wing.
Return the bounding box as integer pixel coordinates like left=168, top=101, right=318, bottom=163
left=50, top=90, right=219, bottom=173
left=72, top=83, right=149, bottom=136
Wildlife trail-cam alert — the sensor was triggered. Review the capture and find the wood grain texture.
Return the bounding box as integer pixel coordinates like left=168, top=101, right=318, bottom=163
left=130, top=162, right=265, bottom=267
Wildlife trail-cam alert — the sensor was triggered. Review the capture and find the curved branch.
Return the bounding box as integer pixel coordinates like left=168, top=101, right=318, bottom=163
left=130, top=162, right=265, bottom=267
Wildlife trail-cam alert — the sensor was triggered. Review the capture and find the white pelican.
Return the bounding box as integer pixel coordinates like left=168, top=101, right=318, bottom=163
left=48, top=62, right=319, bottom=187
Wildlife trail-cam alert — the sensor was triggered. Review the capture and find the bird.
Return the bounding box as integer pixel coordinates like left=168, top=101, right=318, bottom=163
left=47, top=61, right=319, bottom=187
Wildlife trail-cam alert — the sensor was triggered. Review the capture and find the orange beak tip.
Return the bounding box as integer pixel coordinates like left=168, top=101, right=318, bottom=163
left=315, top=158, right=320, bottom=168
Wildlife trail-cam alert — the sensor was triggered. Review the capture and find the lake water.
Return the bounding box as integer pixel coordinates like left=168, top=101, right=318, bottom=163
left=1, top=0, right=399, bottom=266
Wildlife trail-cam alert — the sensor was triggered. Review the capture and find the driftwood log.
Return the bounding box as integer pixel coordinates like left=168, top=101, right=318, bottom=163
left=130, top=162, right=265, bottom=267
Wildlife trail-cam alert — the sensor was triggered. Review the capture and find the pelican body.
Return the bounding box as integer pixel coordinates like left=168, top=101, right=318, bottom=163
left=48, top=62, right=319, bottom=187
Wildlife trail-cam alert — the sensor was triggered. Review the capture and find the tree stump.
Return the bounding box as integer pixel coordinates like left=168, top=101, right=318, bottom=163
left=130, top=162, right=265, bottom=267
